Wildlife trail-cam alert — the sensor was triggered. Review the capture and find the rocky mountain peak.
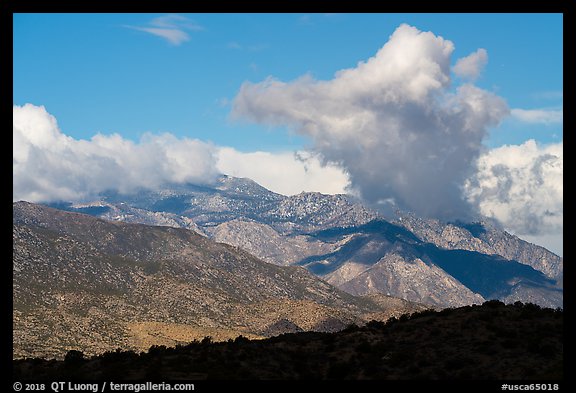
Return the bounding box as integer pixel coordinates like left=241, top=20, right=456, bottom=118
left=216, top=175, right=283, bottom=200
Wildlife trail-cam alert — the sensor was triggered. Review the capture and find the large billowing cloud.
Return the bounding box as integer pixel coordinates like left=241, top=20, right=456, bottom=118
left=232, top=24, right=509, bottom=220
left=464, top=140, right=563, bottom=237
left=13, top=104, right=220, bottom=203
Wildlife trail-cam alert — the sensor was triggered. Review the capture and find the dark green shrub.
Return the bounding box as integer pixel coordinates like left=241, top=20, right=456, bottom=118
left=355, top=341, right=373, bottom=353
left=483, top=299, right=505, bottom=308
left=327, top=361, right=351, bottom=379
left=64, top=350, right=84, bottom=364
left=201, top=336, right=213, bottom=345
left=343, top=323, right=360, bottom=333
left=366, top=320, right=386, bottom=330
left=148, top=345, right=167, bottom=356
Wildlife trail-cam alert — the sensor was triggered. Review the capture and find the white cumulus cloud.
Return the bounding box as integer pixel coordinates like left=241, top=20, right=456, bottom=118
left=216, top=148, right=350, bottom=196
left=13, top=104, right=220, bottom=203
left=464, top=140, right=563, bottom=238
left=13, top=104, right=351, bottom=203
left=232, top=24, right=509, bottom=220
left=453, top=48, right=488, bottom=81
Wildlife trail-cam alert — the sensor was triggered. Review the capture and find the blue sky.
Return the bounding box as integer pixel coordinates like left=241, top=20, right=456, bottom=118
left=13, top=13, right=562, bottom=150
left=13, top=13, right=563, bottom=255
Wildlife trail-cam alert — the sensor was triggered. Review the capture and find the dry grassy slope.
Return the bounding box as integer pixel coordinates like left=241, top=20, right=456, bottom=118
left=126, top=322, right=264, bottom=350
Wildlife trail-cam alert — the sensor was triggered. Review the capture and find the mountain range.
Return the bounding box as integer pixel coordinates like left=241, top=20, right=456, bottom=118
left=49, top=175, right=563, bottom=309
left=13, top=176, right=563, bottom=359
left=13, top=201, right=426, bottom=359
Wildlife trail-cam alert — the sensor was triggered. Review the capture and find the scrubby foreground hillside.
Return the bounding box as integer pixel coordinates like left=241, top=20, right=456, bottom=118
left=14, top=301, right=562, bottom=380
